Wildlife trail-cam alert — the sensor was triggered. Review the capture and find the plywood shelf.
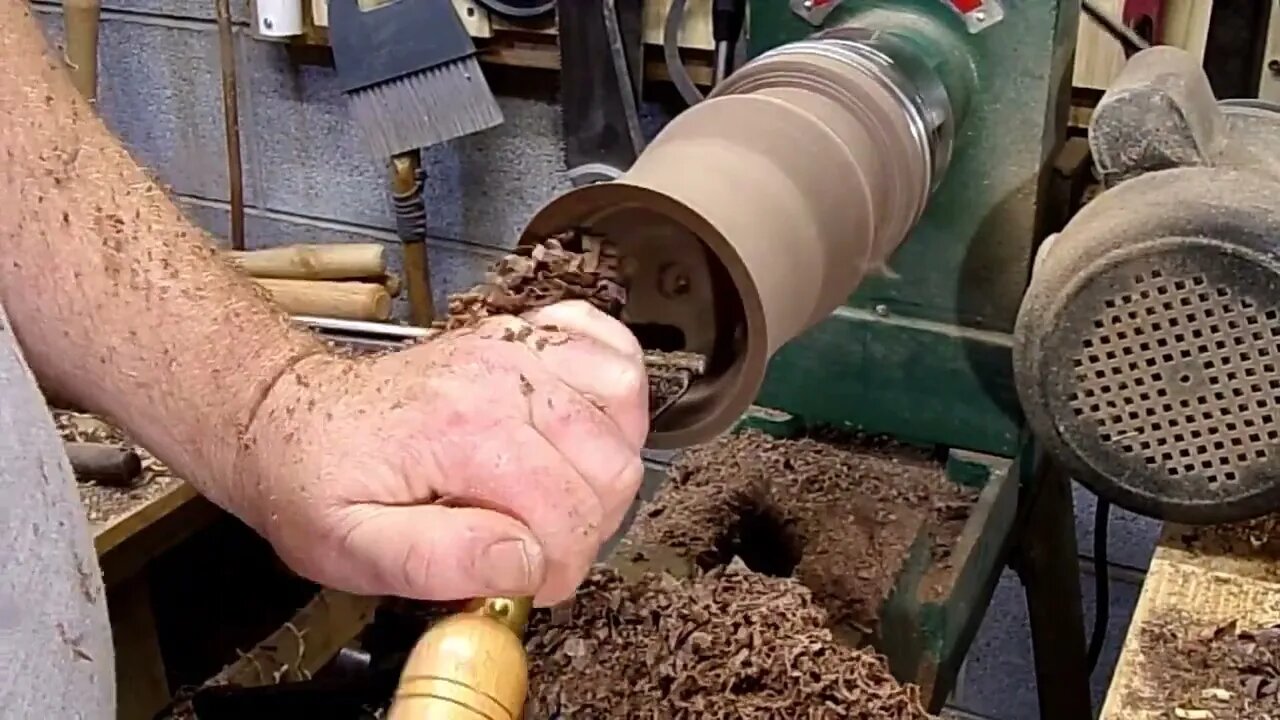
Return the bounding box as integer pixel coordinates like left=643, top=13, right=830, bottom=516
left=1102, top=523, right=1280, bottom=718
left=281, top=0, right=715, bottom=86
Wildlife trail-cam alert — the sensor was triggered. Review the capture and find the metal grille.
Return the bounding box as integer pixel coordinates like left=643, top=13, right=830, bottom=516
left=1066, top=267, right=1280, bottom=486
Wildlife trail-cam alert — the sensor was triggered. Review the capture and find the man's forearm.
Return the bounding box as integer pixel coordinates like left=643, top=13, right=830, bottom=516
left=0, top=0, right=329, bottom=509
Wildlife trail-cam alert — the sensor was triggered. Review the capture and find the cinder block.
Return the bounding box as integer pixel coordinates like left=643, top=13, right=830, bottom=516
left=240, top=37, right=573, bottom=248
left=37, top=0, right=249, bottom=25
left=237, top=37, right=412, bottom=231
left=36, top=11, right=264, bottom=205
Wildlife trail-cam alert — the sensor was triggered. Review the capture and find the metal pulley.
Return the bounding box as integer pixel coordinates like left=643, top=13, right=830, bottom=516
left=473, top=0, right=554, bottom=18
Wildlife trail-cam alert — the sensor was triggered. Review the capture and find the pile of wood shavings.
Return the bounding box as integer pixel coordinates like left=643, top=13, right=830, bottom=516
left=1132, top=612, right=1280, bottom=718
left=420, top=232, right=934, bottom=716
left=1172, top=515, right=1280, bottom=562
left=525, top=561, right=933, bottom=720
left=53, top=409, right=180, bottom=525
left=432, top=232, right=627, bottom=331
left=630, top=430, right=976, bottom=633
left=430, top=229, right=703, bottom=414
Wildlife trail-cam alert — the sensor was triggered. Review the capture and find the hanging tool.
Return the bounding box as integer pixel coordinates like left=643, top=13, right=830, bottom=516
left=328, top=0, right=500, bottom=323
left=62, top=0, right=100, bottom=102
left=328, top=0, right=503, bottom=158
left=389, top=153, right=437, bottom=325
left=712, top=0, right=748, bottom=85
left=558, top=0, right=645, bottom=186
left=474, top=0, right=555, bottom=17
left=665, top=0, right=746, bottom=104
left=215, top=0, right=246, bottom=250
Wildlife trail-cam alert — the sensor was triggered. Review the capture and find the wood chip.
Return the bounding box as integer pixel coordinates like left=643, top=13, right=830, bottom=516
left=431, top=231, right=626, bottom=332
left=431, top=229, right=705, bottom=417
left=1134, top=611, right=1280, bottom=717
left=628, top=430, right=977, bottom=633
left=525, top=563, right=935, bottom=719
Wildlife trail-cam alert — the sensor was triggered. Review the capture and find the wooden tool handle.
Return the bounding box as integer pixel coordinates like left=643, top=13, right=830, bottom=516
left=226, top=243, right=387, bottom=280
left=388, top=597, right=532, bottom=720
left=255, top=278, right=392, bottom=321
left=64, top=442, right=143, bottom=488
left=383, top=273, right=402, bottom=298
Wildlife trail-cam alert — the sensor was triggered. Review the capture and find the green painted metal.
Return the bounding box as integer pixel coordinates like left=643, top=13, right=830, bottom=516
left=747, top=0, right=1080, bottom=456
left=946, top=448, right=998, bottom=489
left=756, top=307, right=1023, bottom=456
left=622, top=423, right=1028, bottom=706
left=878, top=446, right=1021, bottom=710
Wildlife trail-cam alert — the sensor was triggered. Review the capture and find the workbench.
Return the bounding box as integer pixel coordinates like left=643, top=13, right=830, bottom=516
left=1102, top=522, right=1280, bottom=718
left=72, top=427, right=221, bottom=720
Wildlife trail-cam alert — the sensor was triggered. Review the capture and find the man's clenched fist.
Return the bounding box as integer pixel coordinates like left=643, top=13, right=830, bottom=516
left=232, top=300, right=648, bottom=606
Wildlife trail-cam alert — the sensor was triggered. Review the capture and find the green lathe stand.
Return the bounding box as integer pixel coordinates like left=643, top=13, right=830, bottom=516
left=737, top=1, right=1091, bottom=716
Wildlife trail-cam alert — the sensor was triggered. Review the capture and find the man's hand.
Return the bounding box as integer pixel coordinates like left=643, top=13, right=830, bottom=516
left=236, top=301, right=648, bottom=606
left=0, top=2, right=646, bottom=607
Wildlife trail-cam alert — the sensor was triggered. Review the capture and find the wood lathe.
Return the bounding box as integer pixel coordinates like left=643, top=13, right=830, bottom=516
left=158, top=2, right=1280, bottom=718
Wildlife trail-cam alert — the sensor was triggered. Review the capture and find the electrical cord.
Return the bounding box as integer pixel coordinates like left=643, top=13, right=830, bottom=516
left=664, top=0, right=706, bottom=106
left=1087, top=496, right=1111, bottom=674
left=1081, top=0, right=1153, bottom=55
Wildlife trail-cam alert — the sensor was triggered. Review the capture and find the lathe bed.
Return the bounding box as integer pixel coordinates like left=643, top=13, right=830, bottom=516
left=146, top=411, right=1090, bottom=719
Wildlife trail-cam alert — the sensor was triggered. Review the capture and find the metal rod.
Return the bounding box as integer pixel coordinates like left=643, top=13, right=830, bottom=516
left=293, top=315, right=431, bottom=339
left=714, top=40, right=731, bottom=86
left=1081, top=0, right=1153, bottom=56
left=215, top=0, right=247, bottom=251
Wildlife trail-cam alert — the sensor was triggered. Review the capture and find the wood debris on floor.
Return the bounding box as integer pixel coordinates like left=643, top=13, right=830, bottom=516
left=515, top=428, right=977, bottom=718
left=1104, top=524, right=1280, bottom=720
left=526, top=560, right=934, bottom=719
left=53, top=409, right=182, bottom=527
left=157, top=230, right=972, bottom=718
left=1134, top=612, right=1280, bottom=718
left=629, top=430, right=978, bottom=635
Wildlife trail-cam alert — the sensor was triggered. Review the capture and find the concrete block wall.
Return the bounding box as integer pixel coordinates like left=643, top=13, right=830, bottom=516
left=34, top=1, right=615, bottom=319
left=28, top=4, right=1164, bottom=717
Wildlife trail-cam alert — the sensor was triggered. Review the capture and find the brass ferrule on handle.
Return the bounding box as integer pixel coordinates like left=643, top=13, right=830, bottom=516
left=387, top=596, right=534, bottom=720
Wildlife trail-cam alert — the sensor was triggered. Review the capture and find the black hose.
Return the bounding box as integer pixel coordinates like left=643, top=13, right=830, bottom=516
left=1086, top=496, right=1111, bottom=673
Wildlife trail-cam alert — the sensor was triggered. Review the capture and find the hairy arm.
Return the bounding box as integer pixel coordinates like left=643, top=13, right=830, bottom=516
left=0, top=0, right=649, bottom=605
left=0, top=0, right=328, bottom=511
